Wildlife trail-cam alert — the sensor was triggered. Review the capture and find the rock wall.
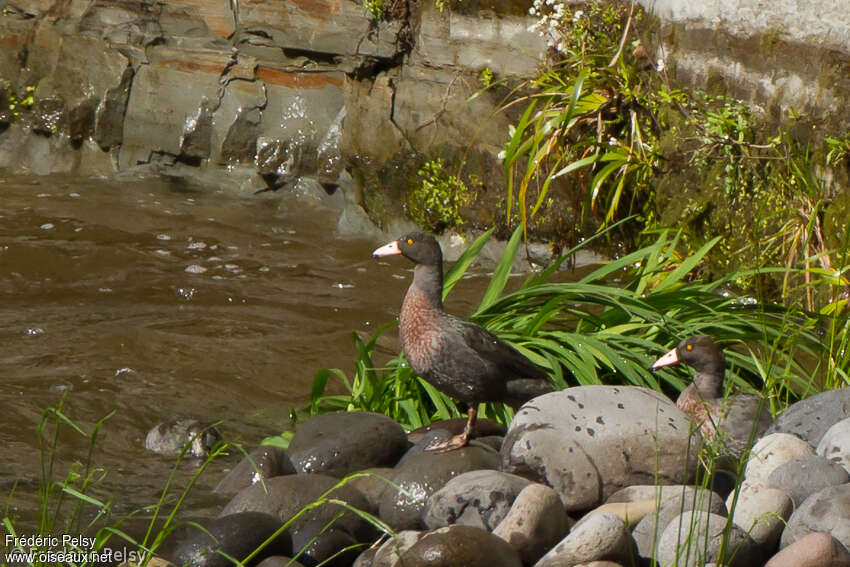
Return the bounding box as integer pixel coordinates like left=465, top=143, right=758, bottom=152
left=1, top=0, right=848, bottom=234
left=0, top=0, right=544, bottom=221
left=641, top=0, right=850, bottom=130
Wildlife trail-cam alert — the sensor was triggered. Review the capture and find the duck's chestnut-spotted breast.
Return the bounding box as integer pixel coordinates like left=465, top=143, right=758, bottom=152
left=399, top=288, right=442, bottom=374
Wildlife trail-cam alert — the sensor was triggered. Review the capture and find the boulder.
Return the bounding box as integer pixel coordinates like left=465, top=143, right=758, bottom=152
left=781, top=483, right=850, bottom=550
left=766, top=388, right=850, bottom=448
left=423, top=470, right=531, bottom=530
left=287, top=411, right=409, bottom=477
left=379, top=444, right=500, bottom=530
left=500, top=386, right=700, bottom=511
left=535, top=512, right=634, bottom=567
left=817, top=417, right=850, bottom=474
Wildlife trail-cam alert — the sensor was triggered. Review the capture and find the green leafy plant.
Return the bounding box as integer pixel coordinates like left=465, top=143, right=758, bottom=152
left=407, top=158, right=475, bottom=233
left=363, top=0, right=384, bottom=19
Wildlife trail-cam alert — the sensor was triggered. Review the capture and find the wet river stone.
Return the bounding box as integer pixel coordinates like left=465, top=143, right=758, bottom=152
left=379, top=444, right=500, bottom=530
left=220, top=473, right=376, bottom=541
left=256, top=558, right=306, bottom=567
left=354, top=531, right=424, bottom=567
left=145, top=417, right=221, bottom=458
left=398, top=525, right=522, bottom=567
left=343, top=467, right=395, bottom=514
left=780, top=483, right=850, bottom=550
left=407, top=417, right=506, bottom=445
left=287, top=411, right=409, bottom=476
left=214, top=446, right=294, bottom=494
left=164, top=512, right=290, bottom=567
left=290, top=520, right=359, bottom=567
left=423, top=469, right=532, bottom=530
left=766, top=388, right=850, bottom=447
left=500, top=386, right=700, bottom=511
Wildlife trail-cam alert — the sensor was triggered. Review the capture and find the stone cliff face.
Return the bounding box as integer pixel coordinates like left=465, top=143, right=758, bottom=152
left=1, top=0, right=848, bottom=236
left=0, top=0, right=544, bottom=230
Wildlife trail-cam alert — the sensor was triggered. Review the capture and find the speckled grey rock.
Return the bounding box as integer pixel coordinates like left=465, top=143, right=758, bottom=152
left=767, top=454, right=849, bottom=507
left=423, top=470, right=531, bottom=530
left=399, top=525, right=523, bottom=567
left=535, top=511, right=634, bottom=567
left=287, top=412, right=409, bottom=476
left=164, top=512, right=290, bottom=567
left=220, top=473, right=376, bottom=541
left=214, top=446, right=294, bottom=494
left=657, top=510, right=760, bottom=567
left=766, top=531, right=850, bottom=567
left=766, top=388, right=850, bottom=448
left=781, top=483, right=850, bottom=550
left=630, top=486, right=726, bottom=561
left=493, top=483, right=570, bottom=565
left=379, top=443, right=500, bottom=530
left=726, top=481, right=793, bottom=549
left=817, top=417, right=850, bottom=474
left=500, top=386, right=700, bottom=511
left=744, top=433, right=815, bottom=485
left=145, top=417, right=221, bottom=458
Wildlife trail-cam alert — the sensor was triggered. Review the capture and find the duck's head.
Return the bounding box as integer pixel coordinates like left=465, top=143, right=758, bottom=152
left=651, top=335, right=725, bottom=375
left=372, top=232, right=442, bottom=266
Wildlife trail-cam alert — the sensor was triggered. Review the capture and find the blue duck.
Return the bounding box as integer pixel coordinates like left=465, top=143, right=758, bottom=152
left=373, top=232, right=553, bottom=451
left=652, top=335, right=772, bottom=457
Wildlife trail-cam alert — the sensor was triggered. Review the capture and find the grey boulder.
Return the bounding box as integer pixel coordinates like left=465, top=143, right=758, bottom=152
left=766, top=454, right=849, bottom=507
left=766, top=388, right=850, bottom=448
left=423, top=469, right=532, bottom=530
left=501, top=386, right=700, bottom=511
left=780, top=483, right=850, bottom=551
left=379, top=444, right=500, bottom=530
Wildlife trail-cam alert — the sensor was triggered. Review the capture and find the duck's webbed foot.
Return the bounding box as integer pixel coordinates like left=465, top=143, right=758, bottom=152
left=424, top=431, right=470, bottom=452
left=424, top=405, right=477, bottom=453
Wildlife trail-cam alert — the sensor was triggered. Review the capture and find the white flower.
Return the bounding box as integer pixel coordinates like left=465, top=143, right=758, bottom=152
left=573, top=9, right=584, bottom=19
left=656, top=58, right=666, bottom=72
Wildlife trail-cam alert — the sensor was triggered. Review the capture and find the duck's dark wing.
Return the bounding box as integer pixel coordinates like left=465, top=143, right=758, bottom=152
left=439, top=316, right=552, bottom=405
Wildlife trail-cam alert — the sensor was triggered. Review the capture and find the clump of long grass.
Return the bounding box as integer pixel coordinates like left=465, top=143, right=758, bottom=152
left=309, top=223, right=829, bottom=429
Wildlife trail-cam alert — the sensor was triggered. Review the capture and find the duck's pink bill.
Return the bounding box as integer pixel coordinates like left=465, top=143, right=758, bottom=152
left=373, top=240, right=402, bottom=258
left=651, top=347, right=680, bottom=369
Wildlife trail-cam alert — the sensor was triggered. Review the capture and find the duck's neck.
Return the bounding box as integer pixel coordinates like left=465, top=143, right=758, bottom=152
left=691, top=360, right=725, bottom=400
left=409, top=263, right=444, bottom=310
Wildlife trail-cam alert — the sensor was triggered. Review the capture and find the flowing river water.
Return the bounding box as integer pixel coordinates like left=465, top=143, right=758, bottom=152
left=0, top=173, right=504, bottom=532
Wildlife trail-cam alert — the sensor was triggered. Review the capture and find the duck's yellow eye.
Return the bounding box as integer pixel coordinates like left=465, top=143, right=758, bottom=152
left=407, top=238, right=414, bottom=245
left=686, top=344, right=693, bottom=351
